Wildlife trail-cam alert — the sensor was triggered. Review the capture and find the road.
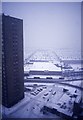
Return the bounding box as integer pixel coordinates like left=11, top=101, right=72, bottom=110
left=24, top=78, right=83, bottom=83
left=24, top=78, right=83, bottom=90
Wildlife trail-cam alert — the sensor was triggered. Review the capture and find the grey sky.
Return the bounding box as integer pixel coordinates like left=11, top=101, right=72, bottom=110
left=2, top=2, right=81, bottom=55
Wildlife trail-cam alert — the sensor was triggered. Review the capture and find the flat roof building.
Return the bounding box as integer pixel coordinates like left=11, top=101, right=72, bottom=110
left=2, top=14, right=24, bottom=108
left=28, top=62, right=62, bottom=75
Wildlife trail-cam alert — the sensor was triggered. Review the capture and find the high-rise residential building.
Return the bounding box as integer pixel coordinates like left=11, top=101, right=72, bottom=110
left=2, top=14, right=24, bottom=108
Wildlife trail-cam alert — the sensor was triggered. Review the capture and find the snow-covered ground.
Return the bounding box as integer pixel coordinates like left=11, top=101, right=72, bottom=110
left=2, top=83, right=82, bottom=119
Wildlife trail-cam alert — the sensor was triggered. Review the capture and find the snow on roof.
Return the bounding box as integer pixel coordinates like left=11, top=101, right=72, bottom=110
left=30, top=62, right=61, bottom=71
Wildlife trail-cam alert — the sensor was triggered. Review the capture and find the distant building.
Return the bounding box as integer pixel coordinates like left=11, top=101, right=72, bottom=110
left=26, top=62, right=62, bottom=75
left=2, top=14, right=24, bottom=108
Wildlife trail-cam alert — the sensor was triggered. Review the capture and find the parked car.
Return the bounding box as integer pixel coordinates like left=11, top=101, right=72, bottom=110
left=46, top=77, right=52, bottom=79
left=59, top=77, right=64, bottom=79
left=34, top=77, right=40, bottom=79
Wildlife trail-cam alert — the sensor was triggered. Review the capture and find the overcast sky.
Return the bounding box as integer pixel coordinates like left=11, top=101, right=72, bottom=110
left=2, top=2, right=81, bottom=55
